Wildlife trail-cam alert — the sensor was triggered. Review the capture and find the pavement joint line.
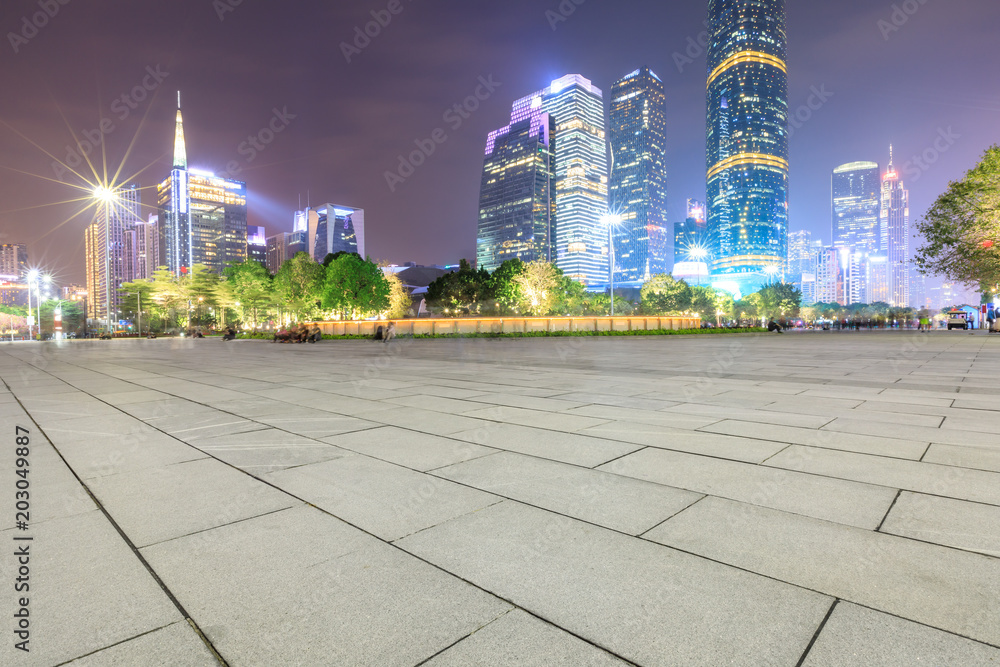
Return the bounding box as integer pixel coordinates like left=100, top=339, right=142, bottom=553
left=0, top=367, right=232, bottom=667
left=875, top=489, right=904, bottom=532
left=636, top=495, right=709, bottom=539
left=918, top=442, right=933, bottom=462
left=136, top=505, right=301, bottom=551
left=793, top=599, right=839, bottom=667
left=50, top=620, right=185, bottom=667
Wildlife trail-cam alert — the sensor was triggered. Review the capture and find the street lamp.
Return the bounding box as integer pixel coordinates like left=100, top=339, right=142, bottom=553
left=688, top=247, right=709, bottom=286
left=603, top=213, right=622, bottom=317
left=764, top=264, right=780, bottom=285
left=94, top=186, right=119, bottom=335
left=25, top=269, right=39, bottom=340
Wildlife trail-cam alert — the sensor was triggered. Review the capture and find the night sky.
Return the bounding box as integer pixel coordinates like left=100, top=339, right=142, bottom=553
left=1, top=0, right=998, bottom=286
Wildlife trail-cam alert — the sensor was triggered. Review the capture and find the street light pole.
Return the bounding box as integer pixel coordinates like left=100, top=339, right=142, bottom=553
left=609, top=223, right=615, bottom=318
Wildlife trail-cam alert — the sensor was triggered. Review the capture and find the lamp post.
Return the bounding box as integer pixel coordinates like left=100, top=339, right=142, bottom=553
left=26, top=269, right=38, bottom=340
left=688, top=248, right=709, bottom=286
left=603, top=213, right=622, bottom=317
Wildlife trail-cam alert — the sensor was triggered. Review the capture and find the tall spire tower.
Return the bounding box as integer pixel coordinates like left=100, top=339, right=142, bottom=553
left=173, top=91, right=187, bottom=169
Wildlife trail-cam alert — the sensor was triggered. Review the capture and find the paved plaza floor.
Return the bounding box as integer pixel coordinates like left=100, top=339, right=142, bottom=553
left=2, top=330, right=1000, bottom=666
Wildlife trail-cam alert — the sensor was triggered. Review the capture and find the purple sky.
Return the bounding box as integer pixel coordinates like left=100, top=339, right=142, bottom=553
left=1, top=0, right=998, bottom=285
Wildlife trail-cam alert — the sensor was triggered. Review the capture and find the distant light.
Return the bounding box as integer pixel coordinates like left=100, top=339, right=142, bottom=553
left=602, top=213, right=622, bottom=227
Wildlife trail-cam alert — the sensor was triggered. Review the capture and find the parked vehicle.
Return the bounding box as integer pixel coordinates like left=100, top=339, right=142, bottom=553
left=946, top=310, right=969, bottom=330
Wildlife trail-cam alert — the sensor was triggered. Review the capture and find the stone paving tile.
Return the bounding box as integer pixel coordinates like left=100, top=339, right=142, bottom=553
left=435, top=451, right=703, bottom=535
left=423, top=609, right=629, bottom=667
left=822, top=417, right=1000, bottom=447
left=664, top=402, right=831, bottom=428
left=65, top=621, right=219, bottom=666
left=264, top=454, right=499, bottom=540
left=320, top=425, right=497, bottom=471
left=582, top=421, right=789, bottom=463
left=142, top=506, right=511, bottom=666
left=40, top=414, right=162, bottom=445
left=922, top=443, right=1000, bottom=473
left=53, top=428, right=209, bottom=480
left=114, top=397, right=219, bottom=420
left=545, top=391, right=679, bottom=411
left=146, top=413, right=268, bottom=442
left=462, top=405, right=612, bottom=432
left=449, top=423, right=641, bottom=467
left=397, top=501, right=831, bottom=667
left=384, top=394, right=492, bottom=415
left=646, top=496, right=1000, bottom=647
left=603, top=447, right=896, bottom=529
left=0, top=440, right=96, bottom=531
left=462, top=392, right=589, bottom=413
left=92, top=389, right=173, bottom=405
left=1, top=511, right=182, bottom=666
left=702, top=419, right=929, bottom=459
left=252, top=412, right=380, bottom=439
left=357, top=405, right=498, bottom=436
left=766, top=445, right=1000, bottom=506
left=88, top=458, right=299, bottom=547
left=879, top=491, right=1000, bottom=558
left=563, top=404, right=723, bottom=430
left=801, top=602, right=1000, bottom=666
left=189, top=428, right=353, bottom=474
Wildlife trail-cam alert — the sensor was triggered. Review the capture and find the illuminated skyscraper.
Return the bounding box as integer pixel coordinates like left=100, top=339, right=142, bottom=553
left=673, top=199, right=709, bottom=265
left=477, top=110, right=556, bottom=272
left=706, top=0, right=788, bottom=294
left=310, top=204, right=366, bottom=261
left=832, top=162, right=881, bottom=255
left=0, top=244, right=28, bottom=280
left=158, top=93, right=248, bottom=275
left=542, top=75, right=608, bottom=286
left=608, top=67, right=668, bottom=284
left=133, top=215, right=159, bottom=280
left=881, top=146, right=910, bottom=307
left=477, top=75, right=606, bottom=281
left=87, top=183, right=142, bottom=324
left=247, top=225, right=267, bottom=266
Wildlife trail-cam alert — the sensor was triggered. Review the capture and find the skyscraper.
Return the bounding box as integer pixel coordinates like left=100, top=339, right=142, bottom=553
left=881, top=147, right=910, bottom=307
left=477, top=108, right=556, bottom=272
left=832, top=162, right=881, bottom=255
left=158, top=93, right=248, bottom=275
left=247, top=226, right=267, bottom=266
left=706, top=0, right=789, bottom=295
left=542, top=75, right=608, bottom=286
left=134, top=215, right=160, bottom=280
left=0, top=244, right=28, bottom=280
left=673, top=199, right=709, bottom=266
left=87, top=183, right=142, bottom=325
left=310, top=204, right=366, bottom=261
left=608, top=67, right=668, bottom=284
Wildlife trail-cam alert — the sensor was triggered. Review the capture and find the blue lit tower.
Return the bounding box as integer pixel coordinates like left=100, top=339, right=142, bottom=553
left=542, top=75, right=608, bottom=286
left=706, top=0, right=788, bottom=294
left=608, top=67, right=668, bottom=284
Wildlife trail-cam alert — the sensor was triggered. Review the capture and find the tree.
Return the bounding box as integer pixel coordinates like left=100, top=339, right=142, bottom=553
left=385, top=273, right=412, bottom=319
left=550, top=270, right=591, bottom=316
left=425, top=259, right=490, bottom=313
left=224, top=260, right=274, bottom=330
left=641, top=274, right=692, bottom=314
left=484, top=259, right=525, bottom=314
left=514, top=260, right=560, bottom=316
left=757, top=283, right=802, bottom=319
left=915, top=144, right=1000, bottom=298
left=322, top=254, right=390, bottom=319
left=274, top=252, right=325, bottom=322
left=119, top=280, right=158, bottom=332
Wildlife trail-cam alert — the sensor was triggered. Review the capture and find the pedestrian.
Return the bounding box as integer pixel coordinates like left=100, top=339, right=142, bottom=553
left=767, top=319, right=784, bottom=334
left=310, top=325, right=322, bottom=343
left=374, top=325, right=384, bottom=341
left=384, top=321, right=396, bottom=343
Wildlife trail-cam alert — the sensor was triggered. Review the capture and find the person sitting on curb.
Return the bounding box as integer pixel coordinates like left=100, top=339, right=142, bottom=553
left=767, top=319, right=784, bottom=334
left=384, top=322, right=396, bottom=344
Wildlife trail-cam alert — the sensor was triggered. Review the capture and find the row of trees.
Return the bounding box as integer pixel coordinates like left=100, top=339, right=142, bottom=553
left=424, top=258, right=804, bottom=321
left=118, top=252, right=411, bottom=332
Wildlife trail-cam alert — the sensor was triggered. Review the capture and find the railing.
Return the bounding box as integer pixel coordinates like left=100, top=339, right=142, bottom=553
left=309, top=317, right=702, bottom=337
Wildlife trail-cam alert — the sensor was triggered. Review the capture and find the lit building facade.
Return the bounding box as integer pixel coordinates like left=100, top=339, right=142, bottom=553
left=0, top=244, right=28, bottom=280
left=158, top=94, right=248, bottom=275
left=542, top=75, right=608, bottom=286
left=310, top=204, right=366, bottom=261
left=88, top=184, right=142, bottom=325
left=706, top=0, right=789, bottom=295
left=673, top=200, right=709, bottom=265
left=832, top=161, right=881, bottom=255
left=477, top=112, right=556, bottom=272
left=247, top=226, right=267, bottom=266
left=134, top=215, right=159, bottom=280
left=814, top=246, right=844, bottom=305
left=608, top=67, right=668, bottom=284
left=881, top=147, right=910, bottom=307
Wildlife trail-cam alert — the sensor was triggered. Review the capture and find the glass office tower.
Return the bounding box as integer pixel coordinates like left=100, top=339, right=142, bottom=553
left=706, top=0, right=788, bottom=295
left=881, top=147, right=910, bottom=307
left=832, top=161, right=881, bottom=255
left=477, top=109, right=556, bottom=273
left=158, top=93, right=248, bottom=275
left=608, top=67, right=668, bottom=284
left=542, top=75, right=608, bottom=286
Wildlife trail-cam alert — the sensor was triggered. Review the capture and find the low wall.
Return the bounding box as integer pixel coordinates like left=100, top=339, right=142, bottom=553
left=310, top=317, right=701, bottom=337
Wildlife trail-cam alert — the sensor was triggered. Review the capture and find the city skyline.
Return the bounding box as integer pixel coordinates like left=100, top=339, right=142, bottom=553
left=0, top=1, right=998, bottom=287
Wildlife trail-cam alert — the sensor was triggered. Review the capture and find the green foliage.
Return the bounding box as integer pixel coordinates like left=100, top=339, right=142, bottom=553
left=224, top=260, right=274, bottom=330
left=425, top=259, right=492, bottom=313
left=321, top=254, right=390, bottom=319
left=641, top=274, right=693, bottom=314
left=274, top=252, right=325, bottom=321
left=915, top=144, right=1000, bottom=295
left=484, top=259, right=525, bottom=313
left=514, top=260, right=560, bottom=316
left=757, top=283, right=802, bottom=319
